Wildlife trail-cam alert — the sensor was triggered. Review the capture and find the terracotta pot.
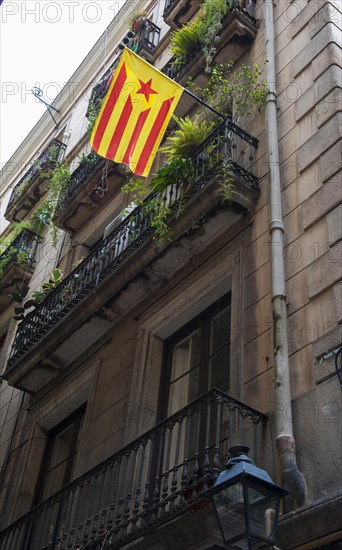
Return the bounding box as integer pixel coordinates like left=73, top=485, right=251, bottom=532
left=132, top=17, right=144, bottom=34
left=185, top=478, right=214, bottom=512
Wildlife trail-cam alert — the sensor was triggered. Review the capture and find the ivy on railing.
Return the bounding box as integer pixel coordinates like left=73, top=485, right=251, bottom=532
left=55, top=152, right=104, bottom=215
left=5, top=139, right=66, bottom=215
left=0, top=229, right=39, bottom=281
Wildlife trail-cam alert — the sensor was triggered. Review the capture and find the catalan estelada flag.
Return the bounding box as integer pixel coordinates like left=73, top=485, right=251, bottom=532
left=90, top=48, right=183, bottom=177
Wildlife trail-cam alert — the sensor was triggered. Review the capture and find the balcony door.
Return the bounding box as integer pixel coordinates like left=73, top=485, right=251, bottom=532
left=154, top=294, right=231, bottom=498
left=27, top=406, right=86, bottom=549
left=35, top=405, right=85, bottom=503
left=161, top=293, right=231, bottom=419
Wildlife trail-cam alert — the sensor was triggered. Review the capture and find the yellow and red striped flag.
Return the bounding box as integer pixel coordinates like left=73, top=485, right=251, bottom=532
left=90, top=48, right=184, bottom=177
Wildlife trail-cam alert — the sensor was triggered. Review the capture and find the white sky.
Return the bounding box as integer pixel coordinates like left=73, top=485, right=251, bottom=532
left=0, top=0, right=126, bottom=167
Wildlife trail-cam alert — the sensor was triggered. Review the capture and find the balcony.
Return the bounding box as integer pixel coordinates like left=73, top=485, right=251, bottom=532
left=162, top=1, right=257, bottom=86
left=0, top=389, right=267, bottom=550
left=0, top=229, right=39, bottom=310
left=163, top=0, right=200, bottom=29
left=86, top=19, right=161, bottom=119
left=4, top=139, right=66, bottom=222
left=53, top=153, right=127, bottom=233
left=4, top=119, right=259, bottom=394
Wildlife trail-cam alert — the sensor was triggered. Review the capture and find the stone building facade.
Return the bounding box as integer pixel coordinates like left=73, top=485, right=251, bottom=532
left=0, top=0, right=341, bottom=548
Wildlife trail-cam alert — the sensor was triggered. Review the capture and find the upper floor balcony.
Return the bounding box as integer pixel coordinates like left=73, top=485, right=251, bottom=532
left=162, top=0, right=257, bottom=87
left=4, top=139, right=66, bottom=222
left=0, top=229, right=39, bottom=311
left=163, top=0, right=200, bottom=29
left=0, top=388, right=267, bottom=550
left=86, top=19, right=161, bottom=120
left=164, top=0, right=256, bottom=29
left=53, top=153, right=127, bottom=233
left=4, top=119, right=259, bottom=394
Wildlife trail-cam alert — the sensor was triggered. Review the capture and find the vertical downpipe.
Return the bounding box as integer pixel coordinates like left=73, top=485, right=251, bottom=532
left=263, top=0, right=306, bottom=506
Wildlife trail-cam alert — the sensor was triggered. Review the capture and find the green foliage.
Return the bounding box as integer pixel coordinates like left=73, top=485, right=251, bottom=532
left=170, top=17, right=203, bottom=65
left=0, top=221, right=31, bottom=253
left=189, top=61, right=268, bottom=122
left=162, top=116, right=214, bottom=160
left=121, top=177, right=147, bottom=203
left=47, top=162, right=71, bottom=208
left=87, top=97, right=103, bottom=136
left=16, top=251, right=30, bottom=269
left=0, top=221, right=35, bottom=278
left=216, top=162, right=236, bottom=203
left=30, top=201, right=53, bottom=234
left=148, top=157, right=193, bottom=193
left=10, top=286, right=31, bottom=321
left=32, top=160, right=70, bottom=246
left=200, top=0, right=232, bottom=71
left=32, top=268, right=63, bottom=303
left=79, top=151, right=99, bottom=166
left=47, top=145, right=61, bottom=163
left=16, top=177, right=30, bottom=196
left=169, top=0, right=236, bottom=70
left=148, top=116, right=214, bottom=194
left=150, top=205, right=173, bottom=243
left=121, top=113, right=217, bottom=241
left=0, top=249, right=14, bottom=279
left=11, top=269, right=64, bottom=322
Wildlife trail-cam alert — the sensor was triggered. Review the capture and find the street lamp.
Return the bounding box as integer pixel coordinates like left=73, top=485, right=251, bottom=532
left=206, top=445, right=288, bottom=549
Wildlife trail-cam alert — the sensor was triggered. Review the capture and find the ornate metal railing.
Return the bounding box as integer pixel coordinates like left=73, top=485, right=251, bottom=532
left=0, top=389, right=267, bottom=550
left=55, top=152, right=105, bottom=215
left=6, top=120, right=258, bottom=369
left=164, top=0, right=256, bottom=19
left=162, top=0, right=256, bottom=80
left=86, top=19, right=161, bottom=117
left=5, top=139, right=66, bottom=215
left=162, top=51, right=201, bottom=81
left=163, top=0, right=198, bottom=18
left=0, top=229, right=39, bottom=276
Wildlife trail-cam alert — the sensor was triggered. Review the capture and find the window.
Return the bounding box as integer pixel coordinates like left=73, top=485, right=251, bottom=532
left=161, top=294, right=231, bottom=418
left=35, top=405, right=85, bottom=503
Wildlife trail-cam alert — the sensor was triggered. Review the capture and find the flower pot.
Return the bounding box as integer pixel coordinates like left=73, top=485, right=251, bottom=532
left=185, top=477, right=214, bottom=512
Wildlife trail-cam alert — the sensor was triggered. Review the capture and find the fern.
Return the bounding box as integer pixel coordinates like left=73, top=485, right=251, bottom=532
left=161, top=116, right=215, bottom=160
left=170, top=18, right=203, bottom=65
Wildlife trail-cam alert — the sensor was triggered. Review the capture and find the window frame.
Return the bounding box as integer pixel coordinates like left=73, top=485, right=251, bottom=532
left=157, top=292, right=231, bottom=421
left=33, top=404, right=86, bottom=505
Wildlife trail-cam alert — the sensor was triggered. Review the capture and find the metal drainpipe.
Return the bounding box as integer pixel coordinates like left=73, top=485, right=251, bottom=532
left=263, top=0, right=306, bottom=506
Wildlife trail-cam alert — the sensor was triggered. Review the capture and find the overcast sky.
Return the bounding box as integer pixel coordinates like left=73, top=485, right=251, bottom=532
left=0, top=1, right=126, bottom=167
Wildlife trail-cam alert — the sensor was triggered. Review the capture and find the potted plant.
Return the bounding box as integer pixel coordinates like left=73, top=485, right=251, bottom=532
left=170, top=16, right=203, bottom=66
left=185, top=468, right=216, bottom=512
left=128, top=10, right=148, bottom=33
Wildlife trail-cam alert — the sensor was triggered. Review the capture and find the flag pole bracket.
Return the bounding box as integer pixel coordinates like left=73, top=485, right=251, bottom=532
left=32, top=87, right=60, bottom=128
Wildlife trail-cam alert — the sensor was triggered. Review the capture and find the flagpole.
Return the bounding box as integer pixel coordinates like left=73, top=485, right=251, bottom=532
left=182, top=88, right=227, bottom=120
left=123, top=46, right=227, bottom=120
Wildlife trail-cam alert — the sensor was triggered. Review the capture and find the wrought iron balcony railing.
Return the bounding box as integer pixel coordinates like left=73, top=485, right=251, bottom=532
left=164, top=0, right=256, bottom=20
left=86, top=19, right=161, bottom=117
left=4, top=139, right=66, bottom=218
left=0, top=388, right=267, bottom=550
left=6, top=119, right=258, bottom=370
left=55, top=152, right=104, bottom=216
left=162, top=0, right=256, bottom=80
left=162, top=52, right=200, bottom=82
left=0, top=229, right=39, bottom=277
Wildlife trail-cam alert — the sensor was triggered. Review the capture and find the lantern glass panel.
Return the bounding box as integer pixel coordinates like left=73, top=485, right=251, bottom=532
left=246, top=481, right=280, bottom=542
left=212, top=482, right=246, bottom=542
